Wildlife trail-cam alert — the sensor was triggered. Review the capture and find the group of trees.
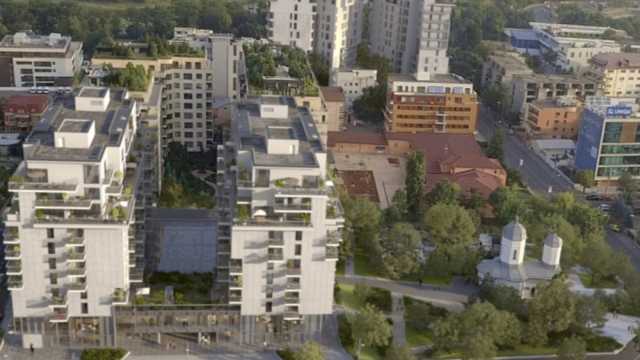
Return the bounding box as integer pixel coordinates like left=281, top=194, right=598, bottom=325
left=433, top=279, right=621, bottom=359
left=159, top=143, right=215, bottom=209
left=0, top=0, right=268, bottom=56
left=341, top=151, right=484, bottom=280
left=103, top=63, right=149, bottom=91
left=351, top=45, right=391, bottom=124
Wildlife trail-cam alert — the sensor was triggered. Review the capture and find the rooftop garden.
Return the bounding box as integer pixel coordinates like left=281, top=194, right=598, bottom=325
left=94, top=38, right=204, bottom=60
left=102, top=63, right=150, bottom=92
left=243, top=42, right=318, bottom=96
left=134, top=272, right=214, bottom=305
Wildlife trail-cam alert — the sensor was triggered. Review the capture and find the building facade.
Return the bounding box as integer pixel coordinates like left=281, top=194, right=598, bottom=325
left=215, top=97, right=344, bottom=339
left=0, top=32, right=83, bottom=87
left=368, top=0, right=454, bottom=77
left=5, top=87, right=143, bottom=348
left=267, top=0, right=316, bottom=51
left=524, top=98, right=582, bottom=139
left=313, top=0, right=366, bottom=69
left=481, top=51, right=533, bottom=91
left=2, top=94, right=49, bottom=133
left=385, top=73, right=478, bottom=134
left=509, top=73, right=598, bottom=116
left=575, top=96, right=640, bottom=185
left=330, top=68, right=377, bottom=109
left=319, top=87, right=346, bottom=132
left=589, top=52, right=640, bottom=97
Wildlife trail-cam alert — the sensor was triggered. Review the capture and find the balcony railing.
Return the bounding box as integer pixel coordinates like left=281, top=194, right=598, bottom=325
left=66, top=267, right=86, bottom=277
left=285, top=282, right=301, bottom=291
left=67, top=280, right=87, bottom=291
left=50, top=308, right=69, bottom=323
left=50, top=294, right=68, bottom=307
left=66, top=250, right=86, bottom=262
left=7, top=277, right=23, bottom=289
left=284, top=296, right=300, bottom=304
left=35, top=199, right=94, bottom=209
left=268, top=252, right=284, bottom=262
left=5, top=246, right=21, bottom=259
left=267, top=237, right=285, bottom=247
left=326, top=247, right=339, bottom=260
left=285, top=267, right=301, bottom=276
left=6, top=263, right=22, bottom=274
left=9, top=177, right=77, bottom=193
left=235, top=217, right=311, bottom=227
left=274, top=203, right=312, bottom=212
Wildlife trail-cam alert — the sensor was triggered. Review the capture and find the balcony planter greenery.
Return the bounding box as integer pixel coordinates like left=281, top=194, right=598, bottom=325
left=110, top=206, right=126, bottom=221
left=80, top=348, right=127, bottom=360
left=274, top=179, right=286, bottom=188
left=326, top=205, right=336, bottom=218
left=34, top=209, right=45, bottom=220
left=113, top=170, right=123, bottom=181
left=9, top=175, right=24, bottom=184
left=236, top=204, right=250, bottom=222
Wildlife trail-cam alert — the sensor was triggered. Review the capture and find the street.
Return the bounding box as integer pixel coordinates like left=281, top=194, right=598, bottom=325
left=606, top=229, right=640, bottom=272
left=477, top=105, right=574, bottom=193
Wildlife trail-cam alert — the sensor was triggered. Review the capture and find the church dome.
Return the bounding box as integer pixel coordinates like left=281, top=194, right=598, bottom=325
left=544, top=233, right=563, bottom=248
left=502, top=219, right=527, bottom=242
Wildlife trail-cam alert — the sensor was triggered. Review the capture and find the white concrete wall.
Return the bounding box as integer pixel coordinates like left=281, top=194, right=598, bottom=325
left=269, top=0, right=316, bottom=51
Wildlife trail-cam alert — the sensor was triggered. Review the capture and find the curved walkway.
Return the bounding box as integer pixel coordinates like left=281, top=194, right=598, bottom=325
left=336, top=275, right=475, bottom=312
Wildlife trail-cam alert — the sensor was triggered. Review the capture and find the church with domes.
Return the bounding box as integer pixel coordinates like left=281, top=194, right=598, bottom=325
left=476, top=218, right=563, bottom=299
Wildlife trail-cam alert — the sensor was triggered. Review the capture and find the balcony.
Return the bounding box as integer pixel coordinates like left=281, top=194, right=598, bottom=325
left=228, top=293, right=242, bottom=304
left=66, top=250, right=86, bottom=262
left=285, top=281, right=301, bottom=291
left=267, top=252, right=284, bottom=262
left=67, top=280, right=87, bottom=292
left=66, top=266, right=86, bottom=277
left=326, top=247, right=339, bottom=261
left=6, top=262, right=22, bottom=274
left=3, top=227, right=19, bottom=244
left=284, top=296, right=300, bottom=304
left=8, top=178, right=77, bottom=193
left=5, top=245, right=21, bottom=259
left=283, top=309, right=301, bottom=320
left=7, top=276, right=23, bottom=289
left=50, top=308, right=69, bottom=323
left=49, top=294, right=68, bottom=308
left=113, top=288, right=128, bottom=304
left=229, top=276, right=242, bottom=289
left=34, top=198, right=94, bottom=210
left=267, top=237, right=285, bottom=247
left=130, top=268, right=144, bottom=283
left=65, top=236, right=84, bottom=246
left=273, top=203, right=312, bottom=213
left=217, top=243, right=231, bottom=254
left=229, top=264, right=243, bottom=275
left=326, top=231, right=341, bottom=246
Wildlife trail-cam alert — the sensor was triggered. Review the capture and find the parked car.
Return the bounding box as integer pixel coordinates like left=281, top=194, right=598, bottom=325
left=585, top=194, right=602, bottom=201
left=599, top=204, right=611, bottom=213
left=610, top=223, right=621, bottom=232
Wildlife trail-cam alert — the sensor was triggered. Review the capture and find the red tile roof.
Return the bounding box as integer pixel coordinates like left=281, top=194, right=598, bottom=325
left=3, top=95, right=49, bottom=113
left=320, top=86, right=346, bottom=102
left=328, top=131, right=385, bottom=147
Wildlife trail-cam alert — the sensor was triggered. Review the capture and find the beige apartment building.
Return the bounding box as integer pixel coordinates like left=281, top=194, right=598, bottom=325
left=589, top=52, right=640, bottom=97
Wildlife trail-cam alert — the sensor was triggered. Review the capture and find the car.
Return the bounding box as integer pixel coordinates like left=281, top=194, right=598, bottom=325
left=585, top=194, right=602, bottom=201
left=599, top=204, right=611, bottom=212
left=610, top=223, right=621, bottom=232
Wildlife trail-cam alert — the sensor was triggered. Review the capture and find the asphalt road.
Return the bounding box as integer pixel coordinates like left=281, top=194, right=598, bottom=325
left=606, top=229, right=640, bottom=272
left=477, top=105, right=574, bottom=194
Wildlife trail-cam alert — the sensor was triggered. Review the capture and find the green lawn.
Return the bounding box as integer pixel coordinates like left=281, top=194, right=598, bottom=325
left=579, top=273, right=618, bottom=289
left=405, top=325, right=433, bottom=348
left=359, top=348, right=383, bottom=360
left=335, top=284, right=361, bottom=310
left=497, top=345, right=557, bottom=357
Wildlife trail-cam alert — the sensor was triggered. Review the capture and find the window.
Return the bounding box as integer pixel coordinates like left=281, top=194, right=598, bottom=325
left=49, top=259, right=57, bottom=270
left=295, top=244, right=302, bottom=256
left=47, top=242, right=56, bottom=255
left=81, top=292, right=88, bottom=300
left=49, top=273, right=58, bottom=285
left=47, top=228, right=54, bottom=239
left=266, top=302, right=272, bottom=313
left=295, top=231, right=302, bottom=241
left=81, top=303, right=89, bottom=314
left=512, top=250, right=517, bottom=261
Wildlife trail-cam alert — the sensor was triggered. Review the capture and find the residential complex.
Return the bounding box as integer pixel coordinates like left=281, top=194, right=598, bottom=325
left=368, top=0, right=454, bottom=76
left=319, top=87, right=346, bottom=132
left=330, top=68, right=378, bottom=109
left=505, top=22, right=623, bottom=72
left=92, top=29, right=244, bottom=152
left=216, top=96, right=344, bottom=341
left=575, top=96, right=640, bottom=185
left=385, top=73, right=478, bottom=134
left=0, top=32, right=83, bottom=87
left=523, top=98, right=582, bottom=139
left=509, top=73, right=598, bottom=116
left=313, top=0, right=366, bottom=69
left=1, top=94, right=49, bottom=133
left=4, top=87, right=143, bottom=348
left=588, top=52, right=640, bottom=97
left=267, top=0, right=316, bottom=51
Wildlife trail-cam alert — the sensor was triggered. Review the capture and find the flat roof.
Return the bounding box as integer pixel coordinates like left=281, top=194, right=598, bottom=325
left=59, top=119, right=93, bottom=133
left=78, top=87, right=108, bottom=98
left=23, top=88, right=134, bottom=162
left=234, top=96, right=324, bottom=168
left=0, top=32, right=70, bottom=51
left=389, top=73, right=472, bottom=85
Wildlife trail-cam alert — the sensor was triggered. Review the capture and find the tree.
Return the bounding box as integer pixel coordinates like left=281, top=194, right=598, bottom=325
left=489, top=186, right=527, bottom=225
left=380, top=222, right=422, bottom=279
left=385, top=345, right=416, bottom=360
left=618, top=171, right=637, bottom=203
left=486, top=128, right=504, bottom=162
left=342, top=196, right=382, bottom=253
left=575, top=170, right=595, bottom=191
left=573, top=295, right=607, bottom=333
left=423, top=204, right=476, bottom=251
left=384, top=190, right=408, bottom=225
left=426, top=180, right=460, bottom=206
left=349, top=304, right=392, bottom=356
left=293, top=341, right=324, bottom=360
left=527, top=280, right=576, bottom=346
left=433, top=302, right=521, bottom=360
left=478, top=278, right=526, bottom=318
left=557, top=337, right=586, bottom=360
left=405, top=151, right=426, bottom=220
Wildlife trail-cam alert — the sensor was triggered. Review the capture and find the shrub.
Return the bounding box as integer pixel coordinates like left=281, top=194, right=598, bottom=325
left=81, top=348, right=127, bottom=360
left=584, top=335, right=622, bottom=352
left=276, top=349, right=296, bottom=360
left=337, top=314, right=354, bottom=349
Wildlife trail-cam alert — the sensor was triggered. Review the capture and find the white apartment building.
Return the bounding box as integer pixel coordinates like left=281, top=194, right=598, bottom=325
left=0, top=32, right=83, bottom=87
left=368, top=0, right=454, bottom=77
left=588, top=52, right=640, bottom=97
left=313, top=0, right=366, bottom=69
left=267, top=0, right=316, bottom=51
left=330, top=68, right=377, bottom=108
left=216, top=97, right=344, bottom=338
left=4, top=87, right=142, bottom=348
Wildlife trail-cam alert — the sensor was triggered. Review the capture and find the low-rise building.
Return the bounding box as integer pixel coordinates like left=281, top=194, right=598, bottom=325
left=385, top=73, right=478, bottom=134
left=330, top=68, right=377, bottom=109
left=319, top=87, right=346, bottom=132
left=328, top=131, right=506, bottom=198
left=0, top=32, right=83, bottom=87
left=509, top=73, right=598, bottom=116
left=589, top=52, right=640, bottom=97
left=575, top=96, right=640, bottom=186
left=2, top=94, right=49, bottom=133
left=477, top=220, right=562, bottom=299
left=524, top=98, right=582, bottom=139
